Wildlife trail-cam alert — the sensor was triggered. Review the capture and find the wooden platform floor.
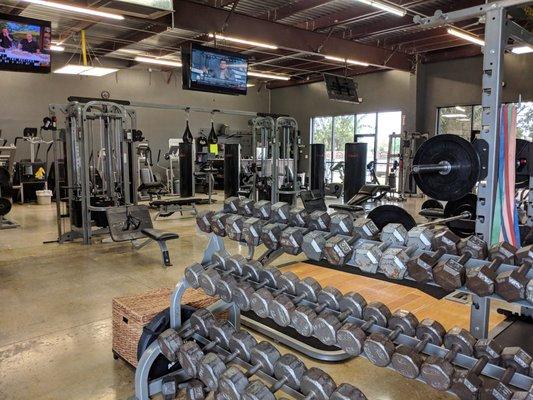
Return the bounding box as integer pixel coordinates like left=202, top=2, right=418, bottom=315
left=282, top=262, right=507, bottom=332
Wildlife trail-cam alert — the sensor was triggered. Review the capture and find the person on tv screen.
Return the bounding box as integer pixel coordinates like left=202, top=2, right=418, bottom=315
left=1, top=28, right=14, bottom=49
left=216, top=58, right=234, bottom=80
left=19, top=33, right=40, bottom=54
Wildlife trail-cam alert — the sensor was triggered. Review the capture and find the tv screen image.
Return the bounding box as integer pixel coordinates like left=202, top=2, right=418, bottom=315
left=0, top=13, right=51, bottom=73
left=324, top=73, right=361, bottom=104
left=183, top=44, right=248, bottom=95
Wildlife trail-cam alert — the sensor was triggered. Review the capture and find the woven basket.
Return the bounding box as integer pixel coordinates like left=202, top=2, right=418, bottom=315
left=112, top=287, right=224, bottom=367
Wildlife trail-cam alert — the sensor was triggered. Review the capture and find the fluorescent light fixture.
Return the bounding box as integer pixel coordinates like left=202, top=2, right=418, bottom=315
left=54, top=65, right=92, bottom=74
left=50, top=45, right=65, bottom=52
left=455, top=106, right=466, bottom=112
left=248, top=71, right=290, bottom=81
left=208, top=33, right=278, bottom=50
left=447, top=28, right=485, bottom=46
left=458, top=118, right=471, bottom=122
left=134, top=56, right=182, bottom=67
left=116, top=49, right=144, bottom=55
left=442, top=114, right=468, bottom=118
left=324, top=55, right=369, bottom=67
left=512, top=46, right=533, bottom=54
left=355, top=0, right=406, bottom=17
left=247, top=83, right=255, bottom=87
left=21, top=0, right=124, bottom=20
left=80, top=67, right=118, bottom=76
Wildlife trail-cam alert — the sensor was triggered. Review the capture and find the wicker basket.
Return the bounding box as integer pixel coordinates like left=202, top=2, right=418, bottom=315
left=112, top=287, right=223, bottom=367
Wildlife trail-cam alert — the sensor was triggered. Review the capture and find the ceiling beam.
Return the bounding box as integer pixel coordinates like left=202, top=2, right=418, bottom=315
left=172, top=0, right=413, bottom=71
left=1, top=1, right=31, bottom=15
left=421, top=44, right=482, bottom=63
left=258, top=0, right=335, bottom=22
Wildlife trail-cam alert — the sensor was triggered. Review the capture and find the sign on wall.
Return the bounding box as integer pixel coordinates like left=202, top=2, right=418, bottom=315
left=117, top=0, right=173, bottom=11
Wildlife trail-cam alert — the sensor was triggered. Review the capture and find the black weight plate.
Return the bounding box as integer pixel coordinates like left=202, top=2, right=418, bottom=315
left=413, top=135, right=480, bottom=201
left=421, top=199, right=443, bottom=210
left=0, top=166, right=11, bottom=195
left=444, top=193, right=477, bottom=237
left=368, top=205, right=416, bottom=231
left=136, top=305, right=196, bottom=380
left=0, top=197, right=12, bottom=216
left=516, top=139, right=530, bottom=189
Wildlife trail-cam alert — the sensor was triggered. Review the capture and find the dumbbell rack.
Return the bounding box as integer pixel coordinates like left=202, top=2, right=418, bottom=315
left=135, top=235, right=533, bottom=399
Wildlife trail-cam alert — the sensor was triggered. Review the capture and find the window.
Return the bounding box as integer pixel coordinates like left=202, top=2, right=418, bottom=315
left=437, top=102, right=533, bottom=140
left=311, top=111, right=402, bottom=184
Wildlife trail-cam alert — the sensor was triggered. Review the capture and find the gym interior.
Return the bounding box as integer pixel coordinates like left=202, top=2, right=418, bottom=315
left=0, top=1, right=532, bottom=399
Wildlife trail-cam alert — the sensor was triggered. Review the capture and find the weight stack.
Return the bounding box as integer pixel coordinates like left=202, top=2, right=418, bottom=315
left=310, top=144, right=325, bottom=194
left=179, top=142, right=194, bottom=198
left=224, top=144, right=240, bottom=198
left=344, top=143, right=367, bottom=203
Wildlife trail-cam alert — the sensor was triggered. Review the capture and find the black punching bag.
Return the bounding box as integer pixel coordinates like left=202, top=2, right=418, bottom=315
left=224, top=144, right=240, bottom=198
left=310, top=144, right=325, bottom=194
left=179, top=142, right=194, bottom=198
left=344, top=143, right=367, bottom=203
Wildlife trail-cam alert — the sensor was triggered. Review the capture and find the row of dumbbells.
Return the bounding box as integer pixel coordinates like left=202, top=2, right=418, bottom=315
left=196, top=198, right=533, bottom=304
left=156, top=308, right=367, bottom=400
left=184, top=256, right=533, bottom=399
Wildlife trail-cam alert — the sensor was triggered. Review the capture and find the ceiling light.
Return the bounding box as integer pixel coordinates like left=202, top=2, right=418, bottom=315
left=21, top=0, right=124, bottom=20
left=134, top=56, right=182, bottom=67
left=458, top=118, right=471, bottom=122
left=442, top=114, right=468, bottom=118
left=447, top=28, right=485, bottom=46
left=248, top=71, right=290, bottom=81
left=324, top=55, right=369, bottom=67
left=54, top=65, right=92, bottom=74
left=80, top=67, right=118, bottom=76
left=247, top=84, right=255, bottom=87
left=50, top=45, right=65, bottom=52
left=354, top=0, right=406, bottom=17
left=208, top=34, right=278, bottom=50
left=512, top=46, right=533, bottom=54
left=455, top=106, right=466, bottom=112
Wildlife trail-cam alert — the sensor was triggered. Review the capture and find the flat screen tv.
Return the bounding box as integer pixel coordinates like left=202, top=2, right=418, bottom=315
left=182, top=44, right=248, bottom=95
left=324, top=73, right=361, bottom=103
left=0, top=13, right=51, bottom=74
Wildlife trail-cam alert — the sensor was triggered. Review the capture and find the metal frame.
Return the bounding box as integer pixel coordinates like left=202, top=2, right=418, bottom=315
left=416, top=0, right=533, bottom=339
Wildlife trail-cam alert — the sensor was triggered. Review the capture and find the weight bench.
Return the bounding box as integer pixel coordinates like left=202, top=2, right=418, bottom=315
left=299, top=189, right=328, bottom=212
left=149, top=197, right=209, bottom=220
left=138, top=182, right=168, bottom=201
left=106, top=205, right=179, bottom=267
left=329, top=184, right=390, bottom=213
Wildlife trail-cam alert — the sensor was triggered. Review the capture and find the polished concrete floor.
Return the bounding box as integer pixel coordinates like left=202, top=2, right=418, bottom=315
left=0, top=197, right=471, bottom=400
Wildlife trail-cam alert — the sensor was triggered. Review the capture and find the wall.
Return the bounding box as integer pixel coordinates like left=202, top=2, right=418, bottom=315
left=0, top=60, right=270, bottom=160
left=270, top=69, right=416, bottom=169
left=419, top=54, right=533, bottom=133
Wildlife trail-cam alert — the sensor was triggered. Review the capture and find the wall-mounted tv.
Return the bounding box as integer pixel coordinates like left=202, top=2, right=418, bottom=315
left=0, top=13, right=51, bottom=74
left=182, top=44, right=248, bottom=95
left=324, top=73, right=361, bottom=104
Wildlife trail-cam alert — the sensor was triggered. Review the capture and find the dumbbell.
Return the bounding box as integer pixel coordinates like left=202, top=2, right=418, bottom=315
left=211, top=212, right=232, bottom=237
left=496, top=261, right=532, bottom=302
left=433, top=253, right=472, bottom=291
left=330, top=383, right=368, bottom=400
left=312, top=292, right=367, bottom=345
left=528, top=280, right=533, bottom=305
left=363, top=310, right=419, bottom=367
left=336, top=301, right=391, bottom=356
left=489, top=242, right=518, bottom=265
left=307, top=210, right=331, bottom=231
left=378, top=246, right=417, bottom=280
left=197, top=210, right=216, bottom=233
left=238, top=198, right=255, bottom=217
left=407, top=247, right=447, bottom=283
left=458, top=235, right=489, bottom=260
left=516, top=245, right=532, bottom=265
left=224, top=197, right=242, bottom=214
left=330, top=213, right=355, bottom=236
left=226, top=214, right=247, bottom=242
left=407, top=226, right=435, bottom=251
left=198, top=255, right=247, bottom=297
left=324, top=234, right=360, bottom=266
left=185, top=252, right=231, bottom=289
left=354, top=242, right=390, bottom=274
left=433, top=229, right=462, bottom=255
left=390, top=318, right=446, bottom=379
left=280, top=226, right=310, bottom=255
left=302, top=231, right=336, bottom=261
left=451, top=338, right=502, bottom=400
left=481, top=347, right=532, bottom=400
left=253, top=200, right=272, bottom=220
left=266, top=277, right=324, bottom=326
left=249, top=271, right=300, bottom=322
left=352, top=218, right=379, bottom=240
left=261, top=223, right=289, bottom=250
left=466, top=259, right=504, bottom=297
left=380, top=223, right=408, bottom=246
left=243, top=217, right=268, bottom=247
left=289, top=207, right=310, bottom=227
left=420, top=326, right=476, bottom=391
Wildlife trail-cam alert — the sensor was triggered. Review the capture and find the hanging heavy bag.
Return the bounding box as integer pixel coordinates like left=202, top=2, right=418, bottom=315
left=182, top=121, right=194, bottom=144
left=207, top=122, right=218, bottom=145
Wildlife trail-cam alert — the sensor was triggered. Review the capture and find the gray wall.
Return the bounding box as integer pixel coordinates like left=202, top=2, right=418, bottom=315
left=419, top=54, right=533, bottom=133
left=0, top=64, right=270, bottom=160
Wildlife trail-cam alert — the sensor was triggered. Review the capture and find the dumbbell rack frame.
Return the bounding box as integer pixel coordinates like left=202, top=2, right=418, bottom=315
left=135, top=235, right=533, bottom=399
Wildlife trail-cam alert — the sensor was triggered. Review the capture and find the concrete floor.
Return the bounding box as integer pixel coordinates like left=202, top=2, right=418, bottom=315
left=0, top=197, right=457, bottom=400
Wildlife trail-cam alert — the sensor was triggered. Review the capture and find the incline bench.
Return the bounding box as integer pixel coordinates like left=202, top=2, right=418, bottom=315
left=106, top=205, right=179, bottom=267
